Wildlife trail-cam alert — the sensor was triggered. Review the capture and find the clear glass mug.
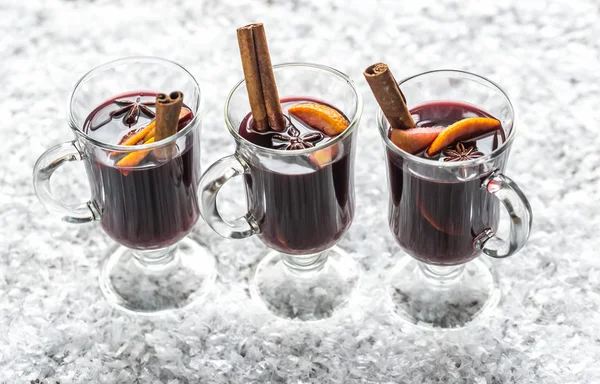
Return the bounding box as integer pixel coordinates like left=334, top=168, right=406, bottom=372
left=380, top=70, right=532, bottom=329
left=32, top=57, right=216, bottom=315
left=199, top=63, right=363, bottom=321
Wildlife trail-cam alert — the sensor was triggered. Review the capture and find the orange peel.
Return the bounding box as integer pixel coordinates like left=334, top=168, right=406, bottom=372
left=115, top=137, right=155, bottom=175
left=309, top=146, right=338, bottom=168
left=426, top=117, right=501, bottom=156
left=110, top=109, right=192, bottom=156
left=390, top=127, right=444, bottom=154
left=289, top=103, right=349, bottom=136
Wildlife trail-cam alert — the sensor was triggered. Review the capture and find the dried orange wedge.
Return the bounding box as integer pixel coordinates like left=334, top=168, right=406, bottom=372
left=390, top=127, right=444, bottom=154
left=288, top=103, right=349, bottom=136
left=426, top=117, right=501, bottom=156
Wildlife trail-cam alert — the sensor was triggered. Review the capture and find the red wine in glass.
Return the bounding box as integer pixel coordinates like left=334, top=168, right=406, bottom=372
left=238, top=97, right=354, bottom=255
left=387, top=101, right=504, bottom=265
left=83, top=92, right=200, bottom=250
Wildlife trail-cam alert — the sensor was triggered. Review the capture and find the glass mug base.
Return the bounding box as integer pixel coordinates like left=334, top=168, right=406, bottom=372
left=100, top=237, right=216, bottom=315
left=250, top=246, right=361, bottom=321
left=386, top=256, right=500, bottom=330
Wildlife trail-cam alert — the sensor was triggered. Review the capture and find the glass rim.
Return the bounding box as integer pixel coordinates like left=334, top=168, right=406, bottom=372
left=67, top=56, right=204, bottom=152
left=224, top=62, right=363, bottom=156
left=378, top=69, right=517, bottom=167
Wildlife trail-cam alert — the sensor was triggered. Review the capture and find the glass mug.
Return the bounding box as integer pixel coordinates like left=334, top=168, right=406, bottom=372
left=199, top=63, right=363, bottom=321
left=380, top=70, right=532, bottom=329
left=33, top=57, right=216, bottom=315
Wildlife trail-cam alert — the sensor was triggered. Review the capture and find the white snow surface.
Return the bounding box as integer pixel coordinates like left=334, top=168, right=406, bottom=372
left=1, top=0, right=600, bottom=382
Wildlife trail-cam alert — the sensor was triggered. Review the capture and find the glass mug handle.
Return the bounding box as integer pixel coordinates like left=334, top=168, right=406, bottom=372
left=199, top=154, right=259, bottom=239
left=474, top=170, right=533, bottom=258
left=33, top=141, right=99, bottom=224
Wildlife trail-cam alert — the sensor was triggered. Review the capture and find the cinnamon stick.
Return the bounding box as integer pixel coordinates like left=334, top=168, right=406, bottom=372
left=142, top=109, right=192, bottom=142
left=237, top=25, right=268, bottom=132
left=363, top=63, right=415, bottom=130
left=154, top=91, right=183, bottom=159
left=237, top=23, right=285, bottom=132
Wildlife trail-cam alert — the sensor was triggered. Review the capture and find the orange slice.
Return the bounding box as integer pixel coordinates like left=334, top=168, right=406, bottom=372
left=426, top=117, right=501, bottom=156
left=110, top=108, right=192, bottom=156
left=309, top=146, right=338, bottom=168
left=417, top=197, right=465, bottom=236
left=288, top=103, right=349, bottom=136
left=390, top=127, right=444, bottom=154
left=116, top=137, right=155, bottom=176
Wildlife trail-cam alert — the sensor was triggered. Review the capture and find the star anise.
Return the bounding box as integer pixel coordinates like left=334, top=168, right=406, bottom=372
left=272, top=120, right=324, bottom=150
left=111, top=96, right=156, bottom=125
left=442, top=142, right=484, bottom=162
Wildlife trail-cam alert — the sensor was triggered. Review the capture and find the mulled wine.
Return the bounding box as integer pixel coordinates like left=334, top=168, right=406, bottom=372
left=238, top=97, right=354, bottom=254
left=194, top=23, right=365, bottom=320
left=387, top=101, right=504, bottom=265
left=83, top=92, right=200, bottom=249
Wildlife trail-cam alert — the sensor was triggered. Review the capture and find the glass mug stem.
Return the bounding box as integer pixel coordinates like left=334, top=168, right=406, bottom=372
left=282, top=251, right=329, bottom=275
left=32, top=140, right=99, bottom=223
left=418, top=263, right=465, bottom=286
left=474, top=170, right=533, bottom=258
left=132, top=244, right=178, bottom=269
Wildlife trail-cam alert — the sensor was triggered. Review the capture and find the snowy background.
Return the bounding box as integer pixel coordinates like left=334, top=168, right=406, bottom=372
left=1, top=0, right=600, bottom=382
